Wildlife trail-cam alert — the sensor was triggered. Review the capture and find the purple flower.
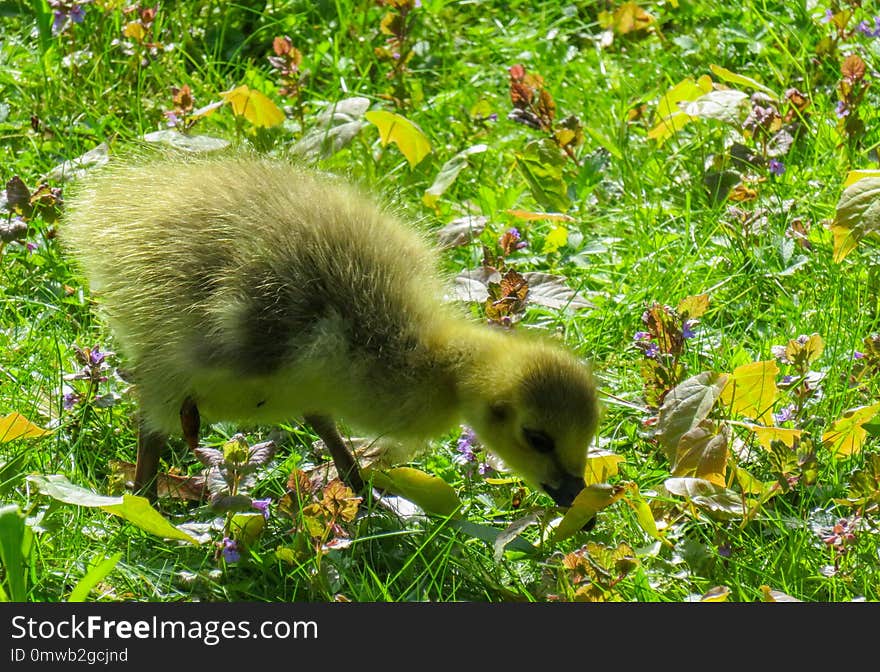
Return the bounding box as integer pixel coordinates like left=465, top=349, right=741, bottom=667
left=771, top=344, right=790, bottom=364
left=644, top=342, right=660, bottom=359
left=768, top=159, right=785, bottom=176
left=857, top=18, right=880, bottom=37
left=221, top=537, right=240, bottom=563
left=52, top=10, right=67, bottom=34
left=633, top=331, right=651, bottom=341
left=836, top=100, right=849, bottom=119
left=821, top=9, right=833, bottom=24
left=69, top=4, right=85, bottom=23
left=682, top=321, right=696, bottom=339
left=854, top=351, right=866, bottom=360
left=477, top=462, right=494, bottom=476
left=252, top=498, right=271, bottom=519
left=780, top=375, right=795, bottom=385
left=164, top=111, right=180, bottom=128
left=88, top=347, right=106, bottom=366
left=488, top=113, right=498, bottom=122
left=456, top=426, right=478, bottom=462
left=507, top=227, right=521, bottom=240
left=774, top=405, right=796, bottom=424
left=62, top=391, right=81, bottom=410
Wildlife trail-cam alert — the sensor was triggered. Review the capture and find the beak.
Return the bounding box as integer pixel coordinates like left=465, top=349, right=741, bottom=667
left=542, top=473, right=596, bottom=532
left=542, top=473, right=586, bottom=508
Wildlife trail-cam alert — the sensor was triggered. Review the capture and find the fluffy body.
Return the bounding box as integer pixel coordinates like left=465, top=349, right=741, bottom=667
left=61, top=156, right=599, bottom=500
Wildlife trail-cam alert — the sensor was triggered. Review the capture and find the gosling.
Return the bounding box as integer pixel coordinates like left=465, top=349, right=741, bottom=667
left=61, top=155, right=599, bottom=508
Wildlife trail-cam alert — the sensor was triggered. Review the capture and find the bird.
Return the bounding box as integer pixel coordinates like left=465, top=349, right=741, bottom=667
left=60, top=153, right=600, bottom=509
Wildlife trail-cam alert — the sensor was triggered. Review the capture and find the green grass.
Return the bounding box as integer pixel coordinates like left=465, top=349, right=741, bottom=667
left=2, top=0, right=880, bottom=603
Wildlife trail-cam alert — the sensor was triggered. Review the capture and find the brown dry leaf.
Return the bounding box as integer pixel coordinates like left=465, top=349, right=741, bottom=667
left=728, top=183, right=758, bottom=202
left=108, top=460, right=206, bottom=501
left=842, top=54, right=866, bottom=82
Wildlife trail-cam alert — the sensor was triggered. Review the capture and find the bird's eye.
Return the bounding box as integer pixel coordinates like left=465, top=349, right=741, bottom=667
left=523, top=428, right=555, bottom=454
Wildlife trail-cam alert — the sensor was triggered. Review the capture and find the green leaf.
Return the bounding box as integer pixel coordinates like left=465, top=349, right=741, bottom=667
left=143, top=130, right=230, bottom=153
left=104, top=496, right=201, bottom=545
left=230, top=512, right=266, bottom=548
left=27, top=475, right=200, bottom=544
left=621, top=483, right=667, bottom=544
left=709, top=65, right=778, bottom=99
left=541, top=225, right=569, bottom=253
left=68, top=553, right=122, bottom=602
left=522, top=272, right=592, bottom=311
left=671, top=420, right=730, bottom=486
left=656, top=372, right=729, bottom=462
left=831, top=177, right=880, bottom=262
left=516, top=138, right=570, bottom=212
left=680, top=89, right=749, bottom=123
left=365, top=110, right=432, bottom=167
left=449, top=519, right=535, bottom=556
left=492, top=512, right=540, bottom=561
left=423, top=144, right=487, bottom=208
left=292, top=97, right=370, bottom=160
left=664, top=477, right=745, bottom=519
left=0, top=504, right=29, bottom=602
left=365, top=466, right=461, bottom=516
left=647, top=75, right=712, bottom=144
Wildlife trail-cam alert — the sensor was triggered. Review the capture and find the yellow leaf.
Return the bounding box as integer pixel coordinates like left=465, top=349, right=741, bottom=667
left=843, top=169, right=880, bottom=188
left=364, top=466, right=460, bottom=516
left=553, top=484, right=627, bottom=542
left=542, top=225, right=568, bottom=253
left=0, top=413, right=52, bottom=442
left=741, top=423, right=803, bottom=450
left=708, top=65, right=778, bottom=99
left=365, top=110, right=432, bottom=168
left=719, top=360, right=779, bottom=423
left=830, top=224, right=860, bottom=263
left=760, top=585, right=801, bottom=602
left=222, top=85, right=285, bottom=128
left=676, top=293, right=710, bottom=319
left=621, top=482, right=668, bottom=544
left=648, top=75, right=713, bottom=145
left=122, top=22, right=145, bottom=41
left=700, top=586, right=730, bottom=602
left=584, top=450, right=624, bottom=485
left=503, top=210, right=574, bottom=222
left=599, top=2, right=655, bottom=35
left=822, top=403, right=880, bottom=458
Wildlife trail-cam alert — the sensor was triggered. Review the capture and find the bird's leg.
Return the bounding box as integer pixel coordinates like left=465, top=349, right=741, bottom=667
left=134, top=420, right=165, bottom=501
left=179, top=396, right=201, bottom=452
left=303, top=414, right=365, bottom=494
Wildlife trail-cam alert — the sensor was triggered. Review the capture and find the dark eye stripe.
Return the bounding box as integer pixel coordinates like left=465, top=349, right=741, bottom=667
left=523, top=428, right=555, bottom=454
